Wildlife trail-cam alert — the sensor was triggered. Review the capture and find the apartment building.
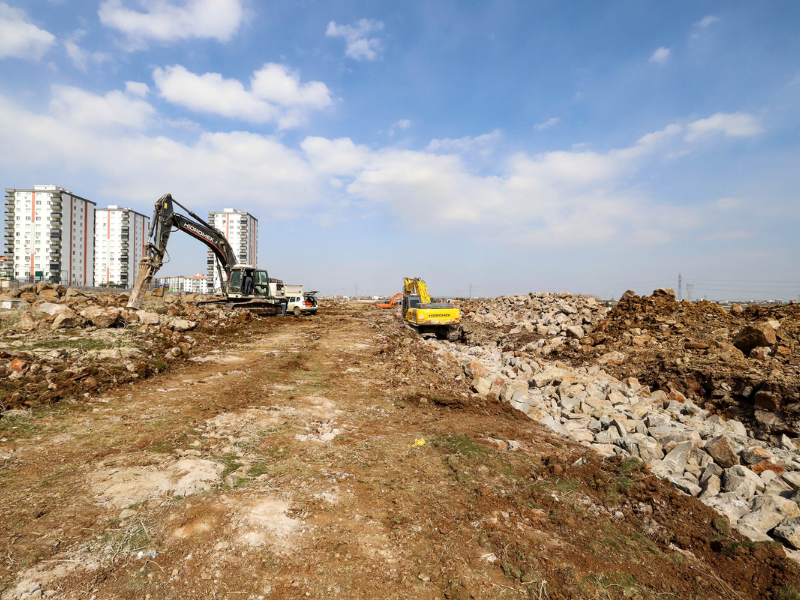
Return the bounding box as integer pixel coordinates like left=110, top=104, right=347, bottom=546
left=93, top=206, right=149, bottom=287
left=4, top=185, right=95, bottom=285
left=158, top=275, right=186, bottom=292
left=206, top=208, right=258, bottom=293
left=184, top=273, right=208, bottom=293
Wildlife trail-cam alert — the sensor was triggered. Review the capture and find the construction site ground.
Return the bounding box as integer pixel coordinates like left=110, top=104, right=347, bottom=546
left=1, top=305, right=799, bottom=600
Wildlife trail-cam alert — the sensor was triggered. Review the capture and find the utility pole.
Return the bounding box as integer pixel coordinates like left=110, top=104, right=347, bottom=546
left=687, top=284, right=693, bottom=302
left=355, top=284, right=358, bottom=299
left=678, top=273, right=682, bottom=301
left=469, top=283, right=472, bottom=299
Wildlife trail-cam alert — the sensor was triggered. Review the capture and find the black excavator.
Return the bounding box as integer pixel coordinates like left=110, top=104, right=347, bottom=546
left=126, top=194, right=283, bottom=313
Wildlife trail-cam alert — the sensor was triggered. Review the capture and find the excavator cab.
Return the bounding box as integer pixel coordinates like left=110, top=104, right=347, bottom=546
left=228, top=266, right=268, bottom=298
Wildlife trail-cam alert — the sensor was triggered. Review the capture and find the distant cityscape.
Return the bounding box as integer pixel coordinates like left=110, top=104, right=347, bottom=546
left=2, top=184, right=256, bottom=294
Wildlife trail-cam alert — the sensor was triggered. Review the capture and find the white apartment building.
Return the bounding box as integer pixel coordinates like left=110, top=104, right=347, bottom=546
left=184, top=273, right=208, bottom=293
left=93, top=206, right=149, bottom=288
left=207, top=208, right=258, bottom=293
left=4, top=185, right=95, bottom=285
left=158, top=275, right=186, bottom=292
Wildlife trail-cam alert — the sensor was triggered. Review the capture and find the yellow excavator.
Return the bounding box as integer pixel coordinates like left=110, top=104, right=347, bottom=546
left=402, top=277, right=461, bottom=341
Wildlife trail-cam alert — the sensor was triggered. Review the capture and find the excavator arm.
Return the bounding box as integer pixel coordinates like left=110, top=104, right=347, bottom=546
left=403, top=277, right=431, bottom=304
left=127, top=194, right=237, bottom=309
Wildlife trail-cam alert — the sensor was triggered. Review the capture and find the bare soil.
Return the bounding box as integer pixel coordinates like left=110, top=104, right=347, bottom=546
left=1, top=305, right=799, bottom=599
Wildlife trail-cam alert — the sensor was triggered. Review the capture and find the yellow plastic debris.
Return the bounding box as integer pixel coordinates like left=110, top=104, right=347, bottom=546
left=409, top=438, right=426, bottom=448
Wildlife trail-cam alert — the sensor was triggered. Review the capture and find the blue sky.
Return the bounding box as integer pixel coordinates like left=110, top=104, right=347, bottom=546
left=1, top=0, right=799, bottom=300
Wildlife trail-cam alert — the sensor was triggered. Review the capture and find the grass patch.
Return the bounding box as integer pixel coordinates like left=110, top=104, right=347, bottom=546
left=247, top=461, right=269, bottom=478
left=773, top=586, right=800, bottom=600
left=29, top=338, right=116, bottom=351
left=218, top=453, right=244, bottom=481
left=434, top=433, right=490, bottom=457
left=534, top=478, right=581, bottom=496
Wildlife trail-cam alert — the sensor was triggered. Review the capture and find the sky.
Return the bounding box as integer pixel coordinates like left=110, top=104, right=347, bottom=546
left=0, top=0, right=799, bottom=300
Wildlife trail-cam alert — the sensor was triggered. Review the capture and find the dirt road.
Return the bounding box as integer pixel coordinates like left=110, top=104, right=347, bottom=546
left=1, top=307, right=798, bottom=599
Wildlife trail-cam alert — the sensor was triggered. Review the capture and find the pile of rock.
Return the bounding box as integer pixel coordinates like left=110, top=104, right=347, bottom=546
left=428, top=338, right=800, bottom=557
left=461, top=292, right=609, bottom=354
left=0, top=287, right=255, bottom=411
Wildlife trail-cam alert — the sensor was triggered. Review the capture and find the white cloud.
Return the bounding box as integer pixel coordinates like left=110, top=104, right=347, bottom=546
left=153, top=63, right=332, bottom=128
left=0, top=3, right=56, bottom=60
left=534, top=117, right=559, bottom=131
left=0, top=90, right=324, bottom=212
left=715, top=197, right=743, bottom=210
left=0, top=85, right=764, bottom=250
left=685, top=112, right=763, bottom=142
left=650, top=47, right=670, bottom=63
left=301, top=137, right=370, bottom=176
left=695, top=15, right=719, bottom=28
left=344, top=123, right=690, bottom=244
left=64, top=30, right=111, bottom=72
left=387, top=119, right=411, bottom=136
left=98, top=0, right=246, bottom=49
left=49, top=85, right=156, bottom=130
left=426, top=130, right=502, bottom=156
left=125, top=81, right=150, bottom=97
left=326, top=19, right=384, bottom=61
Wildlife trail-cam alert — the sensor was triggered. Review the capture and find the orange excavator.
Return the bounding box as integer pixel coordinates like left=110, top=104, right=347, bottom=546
left=376, top=293, right=402, bottom=308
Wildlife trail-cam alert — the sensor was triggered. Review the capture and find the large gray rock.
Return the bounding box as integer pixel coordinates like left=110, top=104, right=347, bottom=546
left=735, top=523, right=774, bottom=543
left=621, top=434, right=663, bottom=462
left=38, top=302, right=70, bottom=316
left=782, top=471, right=800, bottom=490
left=699, top=474, right=721, bottom=500
left=651, top=441, right=692, bottom=479
left=137, top=311, right=161, bottom=325
left=17, top=311, right=37, bottom=331
left=704, top=435, right=739, bottom=468
left=170, top=318, right=197, bottom=332
left=538, top=416, right=570, bottom=437
left=51, top=310, right=82, bottom=330
left=773, top=517, right=800, bottom=549
left=565, top=325, right=584, bottom=340
left=738, top=509, right=786, bottom=534
left=668, top=476, right=701, bottom=496
left=701, top=492, right=751, bottom=523
left=723, top=465, right=765, bottom=500
left=509, top=390, right=534, bottom=415
left=82, top=306, right=123, bottom=328
left=733, top=323, right=777, bottom=353
left=531, top=366, right=569, bottom=388
left=751, top=494, right=800, bottom=519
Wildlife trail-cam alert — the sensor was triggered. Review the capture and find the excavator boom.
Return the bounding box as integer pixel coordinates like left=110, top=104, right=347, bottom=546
left=127, top=194, right=237, bottom=309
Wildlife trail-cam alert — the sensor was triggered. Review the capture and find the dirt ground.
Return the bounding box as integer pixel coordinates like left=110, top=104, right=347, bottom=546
left=1, top=305, right=799, bottom=599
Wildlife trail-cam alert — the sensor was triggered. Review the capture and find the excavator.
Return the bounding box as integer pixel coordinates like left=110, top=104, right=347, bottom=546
left=127, top=194, right=283, bottom=313
left=375, top=293, right=402, bottom=309
left=402, top=277, right=461, bottom=341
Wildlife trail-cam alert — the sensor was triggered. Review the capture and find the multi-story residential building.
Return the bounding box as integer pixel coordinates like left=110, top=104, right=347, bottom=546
left=4, top=185, right=95, bottom=285
left=154, top=273, right=207, bottom=293
left=206, top=208, right=258, bottom=293
left=158, top=275, right=185, bottom=292
left=184, top=273, right=208, bottom=293
left=93, top=206, right=149, bottom=288
left=0, top=256, right=12, bottom=280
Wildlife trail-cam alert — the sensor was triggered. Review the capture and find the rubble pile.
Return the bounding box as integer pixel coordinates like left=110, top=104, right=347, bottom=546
left=426, top=336, right=800, bottom=557
left=460, top=292, right=609, bottom=353
left=550, top=289, right=800, bottom=439
left=0, top=283, right=257, bottom=411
